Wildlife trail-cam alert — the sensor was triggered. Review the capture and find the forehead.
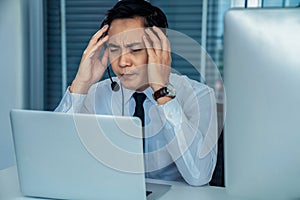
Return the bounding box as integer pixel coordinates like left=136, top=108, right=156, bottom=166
left=108, top=17, right=145, bottom=45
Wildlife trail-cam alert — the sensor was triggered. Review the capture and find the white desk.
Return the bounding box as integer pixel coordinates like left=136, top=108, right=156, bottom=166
left=0, top=166, right=243, bottom=200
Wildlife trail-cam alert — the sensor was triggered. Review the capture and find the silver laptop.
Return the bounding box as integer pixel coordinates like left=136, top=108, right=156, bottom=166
left=224, top=8, right=300, bottom=200
left=10, top=109, right=171, bottom=200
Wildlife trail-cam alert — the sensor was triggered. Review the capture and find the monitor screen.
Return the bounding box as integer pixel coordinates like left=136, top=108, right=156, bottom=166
left=224, top=8, right=300, bottom=199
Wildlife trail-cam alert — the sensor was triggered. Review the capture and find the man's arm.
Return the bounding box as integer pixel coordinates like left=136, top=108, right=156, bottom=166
left=158, top=82, right=218, bottom=186
left=143, top=25, right=218, bottom=186
left=54, top=87, right=88, bottom=113
left=55, top=25, right=109, bottom=112
left=70, top=25, right=109, bottom=94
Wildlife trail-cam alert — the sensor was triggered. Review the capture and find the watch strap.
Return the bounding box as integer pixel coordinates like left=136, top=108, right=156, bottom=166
left=153, top=87, right=168, bottom=101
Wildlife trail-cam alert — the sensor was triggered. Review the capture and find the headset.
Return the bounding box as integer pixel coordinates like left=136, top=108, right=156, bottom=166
left=107, top=66, right=120, bottom=92
left=98, top=30, right=124, bottom=116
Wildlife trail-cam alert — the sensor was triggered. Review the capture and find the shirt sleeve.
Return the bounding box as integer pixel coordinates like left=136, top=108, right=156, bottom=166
left=54, top=87, right=87, bottom=113
left=158, top=86, right=218, bottom=186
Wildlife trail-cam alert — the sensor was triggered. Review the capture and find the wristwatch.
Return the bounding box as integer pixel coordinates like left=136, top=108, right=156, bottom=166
left=153, top=83, right=176, bottom=101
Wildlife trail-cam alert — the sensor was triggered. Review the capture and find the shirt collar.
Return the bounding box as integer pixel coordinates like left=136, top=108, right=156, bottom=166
left=120, top=83, right=156, bottom=104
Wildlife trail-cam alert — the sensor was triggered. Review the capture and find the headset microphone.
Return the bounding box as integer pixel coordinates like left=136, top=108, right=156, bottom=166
left=107, top=67, right=120, bottom=92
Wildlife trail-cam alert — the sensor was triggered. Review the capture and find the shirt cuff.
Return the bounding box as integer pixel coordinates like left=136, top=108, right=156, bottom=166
left=54, top=87, right=87, bottom=113
left=157, top=99, right=185, bottom=145
left=159, top=99, right=183, bottom=128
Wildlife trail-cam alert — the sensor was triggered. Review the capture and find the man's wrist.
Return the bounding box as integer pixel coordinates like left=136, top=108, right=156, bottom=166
left=152, top=83, right=176, bottom=102
left=156, top=96, right=173, bottom=105
left=70, top=80, right=91, bottom=94
left=151, top=83, right=165, bottom=92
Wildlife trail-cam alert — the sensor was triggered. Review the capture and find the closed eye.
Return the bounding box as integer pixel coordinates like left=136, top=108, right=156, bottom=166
left=131, top=48, right=143, bottom=53
left=109, top=48, right=119, bottom=53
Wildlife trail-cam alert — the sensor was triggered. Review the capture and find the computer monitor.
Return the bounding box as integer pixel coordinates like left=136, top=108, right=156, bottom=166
left=224, top=8, right=300, bottom=199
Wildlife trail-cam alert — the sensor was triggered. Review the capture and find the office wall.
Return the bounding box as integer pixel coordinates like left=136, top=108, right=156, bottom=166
left=0, top=0, right=26, bottom=169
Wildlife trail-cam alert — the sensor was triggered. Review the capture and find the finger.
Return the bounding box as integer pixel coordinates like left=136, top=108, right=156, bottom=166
left=153, top=26, right=170, bottom=52
left=152, top=27, right=171, bottom=63
left=90, top=24, right=109, bottom=45
left=101, top=48, right=109, bottom=67
left=145, top=28, right=162, bottom=53
left=92, top=35, right=109, bottom=59
left=95, top=48, right=109, bottom=77
left=83, top=25, right=109, bottom=55
left=143, top=35, right=157, bottom=60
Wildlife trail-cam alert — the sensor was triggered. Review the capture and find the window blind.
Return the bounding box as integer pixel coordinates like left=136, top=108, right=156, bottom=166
left=45, top=0, right=62, bottom=110
left=150, top=0, right=203, bottom=82
left=45, top=0, right=115, bottom=110
left=65, top=0, right=115, bottom=89
left=262, top=0, right=299, bottom=7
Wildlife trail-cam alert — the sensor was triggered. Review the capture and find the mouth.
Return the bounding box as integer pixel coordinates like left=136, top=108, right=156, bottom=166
left=120, top=73, right=136, bottom=79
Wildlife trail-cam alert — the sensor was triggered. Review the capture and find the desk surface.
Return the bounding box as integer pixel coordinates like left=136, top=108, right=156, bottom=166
left=0, top=166, right=243, bottom=200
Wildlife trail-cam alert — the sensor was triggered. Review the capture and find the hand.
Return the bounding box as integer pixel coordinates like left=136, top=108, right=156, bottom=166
left=143, top=26, right=172, bottom=92
left=70, top=25, right=109, bottom=94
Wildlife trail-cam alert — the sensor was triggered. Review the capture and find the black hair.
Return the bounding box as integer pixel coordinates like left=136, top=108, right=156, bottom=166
left=100, top=0, right=168, bottom=33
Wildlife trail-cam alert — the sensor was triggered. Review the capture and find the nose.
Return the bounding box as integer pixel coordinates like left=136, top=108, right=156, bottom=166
left=119, top=51, right=131, bottom=68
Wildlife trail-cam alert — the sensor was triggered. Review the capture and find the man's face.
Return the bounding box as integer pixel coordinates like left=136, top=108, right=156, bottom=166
left=108, top=17, right=149, bottom=91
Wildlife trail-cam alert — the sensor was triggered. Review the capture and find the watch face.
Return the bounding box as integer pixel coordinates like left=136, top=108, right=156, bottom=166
left=153, top=83, right=176, bottom=101
left=166, top=84, right=176, bottom=97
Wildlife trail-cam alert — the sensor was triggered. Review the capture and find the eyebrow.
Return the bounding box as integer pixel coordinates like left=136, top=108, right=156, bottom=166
left=108, top=43, right=119, bottom=48
left=108, top=42, right=144, bottom=48
left=125, top=42, right=143, bottom=48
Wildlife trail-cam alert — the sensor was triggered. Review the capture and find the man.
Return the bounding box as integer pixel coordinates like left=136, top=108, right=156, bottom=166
left=55, top=0, right=217, bottom=186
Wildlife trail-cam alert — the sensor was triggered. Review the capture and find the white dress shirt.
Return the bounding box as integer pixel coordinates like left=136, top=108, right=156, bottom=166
left=55, top=73, right=218, bottom=186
